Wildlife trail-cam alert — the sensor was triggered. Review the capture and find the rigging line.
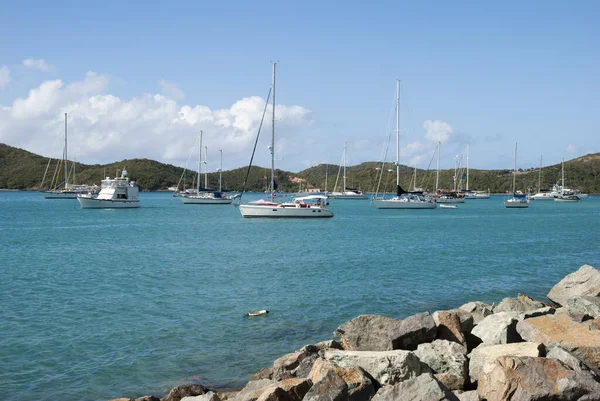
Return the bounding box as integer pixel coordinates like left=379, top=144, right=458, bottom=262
left=40, top=157, right=52, bottom=189
left=238, top=87, right=272, bottom=205
left=176, top=136, right=200, bottom=192
left=332, top=150, right=344, bottom=193
left=420, top=145, right=438, bottom=191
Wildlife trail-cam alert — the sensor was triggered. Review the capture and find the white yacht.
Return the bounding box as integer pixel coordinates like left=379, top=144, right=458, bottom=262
left=237, top=63, right=333, bottom=218
left=78, top=170, right=139, bottom=208
left=372, top=80, right=437, bottom=210
left=554, top=159, right=580, bottom=203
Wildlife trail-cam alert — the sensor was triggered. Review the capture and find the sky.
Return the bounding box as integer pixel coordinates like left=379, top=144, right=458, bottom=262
left=0, top=1, right=598, bottom=173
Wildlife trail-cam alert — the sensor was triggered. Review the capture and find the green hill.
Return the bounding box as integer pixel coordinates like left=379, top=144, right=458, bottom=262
left=1, top=143, right=599, bottom=193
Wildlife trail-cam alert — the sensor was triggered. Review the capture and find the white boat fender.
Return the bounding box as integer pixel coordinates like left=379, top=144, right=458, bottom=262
left=245, top=309, right=269, bottom=317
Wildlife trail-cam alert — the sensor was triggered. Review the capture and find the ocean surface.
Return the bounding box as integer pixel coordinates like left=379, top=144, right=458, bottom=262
left=1, top=191, right=599, bottom=401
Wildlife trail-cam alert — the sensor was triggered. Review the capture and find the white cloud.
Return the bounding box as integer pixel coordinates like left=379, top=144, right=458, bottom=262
left=0, top=72, right=314, bottom=171
left=159, top=80, right=185, bottom=101
left=567, top=144, right=577, bottom=153
left=423, top=120, right=454, bottom=143
left=0, top=66, right=10, bottom=88
left=23, top=58, right=53, bottom=72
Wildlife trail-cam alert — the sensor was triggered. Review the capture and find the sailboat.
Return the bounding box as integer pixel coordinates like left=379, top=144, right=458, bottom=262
left=504, top=143, right=530, bottom=208
left=554, top=159, right=580, bottom=202
left=40, top=113, right=94, bottom=199
left=529, top=156, right=555, bottom=200
left=373, top=80, right=437, bottom=209
left=180, top=132, right=234, bottom=205
left=237, top=63, right=333, bottom=218
left=330, top=143, right=368, bottom=199
left=461, top=144, right=490, bottom=199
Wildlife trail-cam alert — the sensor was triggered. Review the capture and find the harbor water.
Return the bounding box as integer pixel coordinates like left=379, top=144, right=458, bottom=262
left=1, top=191, right=599, bottom=400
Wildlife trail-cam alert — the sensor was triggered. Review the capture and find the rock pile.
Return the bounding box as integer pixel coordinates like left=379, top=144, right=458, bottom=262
left=110, top=264, right=600, bottom=401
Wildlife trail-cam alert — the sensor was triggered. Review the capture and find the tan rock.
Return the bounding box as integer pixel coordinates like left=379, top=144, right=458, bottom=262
left=468, top=342, right=544, bottom=384
left=308, top=358, right=375, bottom=400
left=547, top=264, right=600, bottom=306
left=255, top=378, right=311, bottom=401
left=433, top=310, right=467, bottom=345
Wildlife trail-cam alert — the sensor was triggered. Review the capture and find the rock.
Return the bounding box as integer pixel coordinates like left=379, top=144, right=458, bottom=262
left=371, top=373, right=459, bottom=401
left=254, top=378, right=311, bottom=401
left=109, top=399, right=133, bottom=401
left=181, top=392, right=221, bottom=401
left=333, top=314, right=403, bottom=351
left=136, top=397, right=160, bottom=401
left=414, top=340, right=468, bottom=390
left=468, top=342, right=545, bottom=384
left=493, top=294, right=547, bottom=313
left=233, top=379, right=275, bottom=401
left=547, top=264, right=600, bottom=306
left=309, top=359, right=375, bottom=401
left=458, top=301, right=494, bottom=324
left=477, top=355, right=600, bottom=401
left=322, top=349, right=429, bottom=386
left=433, top=311, right=467, bottom=345
left=546, top=346, right=598, bottom=375
left=162, top=385, right=211, bottom=401
left=302, top=369, right=348, bottom=401
left=253, top=346, right=319, bottom=381
left=516, top=313, right=600, bottom=369
left=389, top=312, right=437, bottom=350
left=567, top=296, right=600, bottom=319
left=452, top=390, right=478, bottom=401
left=443, top=309, right=475, bottom=334
left=307, top=340, right=343, bottom=352
left=470, top=312, right=521, bottom=346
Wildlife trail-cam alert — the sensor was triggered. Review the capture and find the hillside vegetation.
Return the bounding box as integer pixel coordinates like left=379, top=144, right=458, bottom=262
left=1, top=143, right=599, bottom=193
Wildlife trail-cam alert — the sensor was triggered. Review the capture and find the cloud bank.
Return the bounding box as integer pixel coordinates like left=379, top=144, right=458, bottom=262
left=23, top=58, right=53, bottom=72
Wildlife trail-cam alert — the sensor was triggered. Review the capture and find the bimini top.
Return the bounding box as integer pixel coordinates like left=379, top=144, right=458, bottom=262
left=513, top=193, right=528, bottom=199
left=293, top=195, right=329, bottom=201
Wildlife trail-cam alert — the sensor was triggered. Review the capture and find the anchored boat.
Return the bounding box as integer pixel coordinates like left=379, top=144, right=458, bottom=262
left=77, top=170, right=139, bottom=209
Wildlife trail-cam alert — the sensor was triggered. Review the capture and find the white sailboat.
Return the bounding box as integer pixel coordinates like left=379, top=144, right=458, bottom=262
left=554, top=159, right=580, bottom=202
left=529, top=155, right=555, bottom=200
left=330, top=142, right=368, bottom=199
left=41, top=113, right=94, bottom=199
left=180, top=132, right=234, bottom=205
left=461, top=145, right=490, bottom=199
left=238, top=63, right=333, bottom=218
left=504, top=143, right=530, bottom=208
left=373, top=80, right=437, bottom=209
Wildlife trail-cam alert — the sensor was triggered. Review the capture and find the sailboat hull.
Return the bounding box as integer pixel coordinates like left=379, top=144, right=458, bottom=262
left=41, top=191, right=79, bottom=199
left=180, top=196, right=233, bottom=205
left=238, top=204, right=333, bottom=218
left=373, top=199, right=437, bottom=209
left=504, top=200, right=530, bottom=208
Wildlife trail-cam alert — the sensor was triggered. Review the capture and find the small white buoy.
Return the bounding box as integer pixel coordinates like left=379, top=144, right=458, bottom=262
left=246, top=309, right=269, bottom=317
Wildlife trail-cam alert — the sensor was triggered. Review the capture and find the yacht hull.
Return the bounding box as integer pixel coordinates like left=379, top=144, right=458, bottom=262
left=504, top=201, right=530, bottom=208
left=436, top=198, right=465, bottom=204
left=78, top=197, right=139, bottom=209
left=180, top=197, right=232, bottom=204
left=373, top=199, right=437, bottom=209
left=238, top=204, right=333, bottom=218
left=41, top=191, right=79, bottom=199
left=330, top=194, right=368, bottom=200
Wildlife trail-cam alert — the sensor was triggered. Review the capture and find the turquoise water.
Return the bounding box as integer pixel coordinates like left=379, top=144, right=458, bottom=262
left=1, top=192, right=599, bottom=401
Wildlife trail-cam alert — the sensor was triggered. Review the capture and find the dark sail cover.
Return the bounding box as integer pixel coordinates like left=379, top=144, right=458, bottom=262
left=397, top=185, right=407, bottom=196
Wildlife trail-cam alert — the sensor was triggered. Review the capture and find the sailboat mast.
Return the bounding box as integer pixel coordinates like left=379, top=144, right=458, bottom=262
left=198, top=130, right=203, bottom=194
left=538, top=155, right=542, bottom=191
left=395, top=79, right=400, bottom=194
left=204, top=146, right=208, bottom=188
left=343, top=142, right=347, bottom=192
left=219, top=149, right=223, bottom=192
left=64, top=113, right=68, bottom=190
left=436, top=142, right=440, bottom=192
left=513, top=143, right=517, bottom=193
left=561, top=158, right=565, bottom=195
left=270, top=62, right=276, bottom=202
left=466, top=144, right=470, bottom=191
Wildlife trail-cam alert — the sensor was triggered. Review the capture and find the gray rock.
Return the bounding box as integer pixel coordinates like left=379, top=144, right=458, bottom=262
left=493, top=294, right=547, bottom=313
left=390, top=312, right=437, bottom=350
left=477, top=355, right=600, bottom=401
left=302, top=369, right=348, bottom=401
left=415, top=340, right=468, bottom=391
left=333, top=314, right=403, bottom=351
left=322, top=349, right=429, bottom=386
left=309, top=358, right=375, bottom=401
left=458, top=301, right=493, bottom=324
left=468, top=342, right=545, bottom=384
left=470, top=312, right=520, bottom=346
left=181, top=392, right=221, bottom=401
left=546, top=346, right=598, bottom=375
left=452, top=390, right=478, bottom=401
left=371, top=373, right=459, bottom=401
left=136, top=397, right=160, bottom=401
left=233, top=379, right=275, bottom=401
left=433, top=311, right=467, bottom=345
left=547, top=264, right=600, bottom=307
left=162, top=385, right=210, bottom=401
left=567, top=296, right=600, bottom=319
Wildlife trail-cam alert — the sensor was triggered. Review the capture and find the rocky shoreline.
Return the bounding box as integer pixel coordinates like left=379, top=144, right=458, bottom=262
left=110, top=264, right=600, bottom=401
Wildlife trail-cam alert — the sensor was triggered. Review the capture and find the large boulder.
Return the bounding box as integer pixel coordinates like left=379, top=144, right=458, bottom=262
left=254, top=378, right=311, bottom=401
left=452, top=390, right=478, bottom=401
left=302, top=369, right=348, bottom=401
left=414, top=340, right=468, bottom=391
left=516, top=313, right=600, bottom=369
left=458, top=301, right=493, bottom=324
left=567, top=296, right=600, bottom=319
left=547, top=264, right=600, bottom=306
left=333, top=315, right=403, bottom=351
left=233, top=379, right=275, bottom=401
left=322, top=350, right=429, bottom=386
left=493, top=294, right=547, bottom=313
left=470, top=312, right=520, bottom=346
left=468, top=342, right=545, bottom=384
left=371, top=373, right=458, bottom=401
left=546, top=346, right=599, bottom=375
left=433, top=311, right=467, bottom=345
left=477, top=355, right=600, bottom=401
left=252, top=346, right=320, bottom=381
left=181, top=393, right=221, bottom=401
left=309, top=359, right=375, bottom=401
left=389, top=312, right=437, bottom=350
left=162, top=385, right=211, bottom=401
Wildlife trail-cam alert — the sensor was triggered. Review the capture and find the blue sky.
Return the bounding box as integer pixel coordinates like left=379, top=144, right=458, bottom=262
left=0, top=1, right=598, bottom=173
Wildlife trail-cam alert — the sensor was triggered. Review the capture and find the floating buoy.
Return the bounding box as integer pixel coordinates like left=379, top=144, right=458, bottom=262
left=246, top=309, right=269, bottom=317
